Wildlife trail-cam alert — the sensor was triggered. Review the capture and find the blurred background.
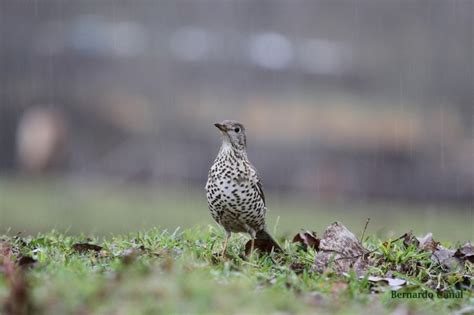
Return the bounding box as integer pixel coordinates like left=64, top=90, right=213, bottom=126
left=0, top=0, right=472, bottom=241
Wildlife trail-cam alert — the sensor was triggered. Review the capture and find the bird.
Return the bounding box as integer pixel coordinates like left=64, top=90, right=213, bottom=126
left=206, top=120, right=281, bottom=257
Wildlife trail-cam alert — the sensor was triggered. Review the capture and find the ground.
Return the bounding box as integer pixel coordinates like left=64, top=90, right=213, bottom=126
left=0, top=179, right=472, bottom=314
left=0, top=228, right=472, bottom=314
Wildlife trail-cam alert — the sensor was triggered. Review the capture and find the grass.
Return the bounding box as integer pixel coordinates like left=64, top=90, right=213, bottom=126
left=0, top=177, right=472, bottom=314
left=0, top=227, right=472, bottom=315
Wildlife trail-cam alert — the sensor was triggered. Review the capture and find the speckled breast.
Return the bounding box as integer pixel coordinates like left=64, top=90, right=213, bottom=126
left=206, top=154, right=266, bottom=233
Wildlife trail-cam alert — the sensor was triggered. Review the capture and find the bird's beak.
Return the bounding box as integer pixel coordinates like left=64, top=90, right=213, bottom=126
left=214, top=123, right=227, bottom=132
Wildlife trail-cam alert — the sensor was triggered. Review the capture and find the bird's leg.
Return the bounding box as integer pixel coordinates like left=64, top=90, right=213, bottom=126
left=221, top=231, right=231, bottom=258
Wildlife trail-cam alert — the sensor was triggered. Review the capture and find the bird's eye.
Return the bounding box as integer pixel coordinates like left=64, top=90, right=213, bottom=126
left=234, top=127, right=240, bottom=133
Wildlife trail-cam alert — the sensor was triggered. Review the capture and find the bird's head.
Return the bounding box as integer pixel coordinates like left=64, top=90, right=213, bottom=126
left=214, top=120, right=247, bottom=150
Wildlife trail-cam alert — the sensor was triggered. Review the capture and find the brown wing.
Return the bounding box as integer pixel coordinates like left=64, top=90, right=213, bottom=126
left=247, top=161, right=266, bottom=206
left=255, top=179, right=266, bottom=206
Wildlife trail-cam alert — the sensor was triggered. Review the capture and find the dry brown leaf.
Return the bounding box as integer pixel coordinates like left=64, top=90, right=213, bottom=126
left=454, top=242, right=474, bottom=263
left=405, top=233, right=471, bottom=271
left=402, top=232, right=420, bottom=248
left=292, top=231, right=320, bottom=251
left=432, top=246, right=461, bottom=271
left=406, top=233, right=464, bottom=271
left=313, top=222, right=368, bottom=276
left=417, top=233, right=439, bottom=251
left=244, top=239, right=281, bottom=256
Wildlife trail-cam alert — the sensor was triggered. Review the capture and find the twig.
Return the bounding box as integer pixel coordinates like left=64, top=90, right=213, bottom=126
left=389, top=233, right=408, bottom=244
left=360, top=218, right=370, bottom=243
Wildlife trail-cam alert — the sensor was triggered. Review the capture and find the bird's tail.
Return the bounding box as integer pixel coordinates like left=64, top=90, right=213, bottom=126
left=255, top=229, right=282, bottom=252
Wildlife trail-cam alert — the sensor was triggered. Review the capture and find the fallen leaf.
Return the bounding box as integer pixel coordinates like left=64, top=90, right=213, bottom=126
left=403, top=233, right=465, bottom=271
left=456, top=275, right=472, bottom=290
left=292, top=231, right=320, bottom=251
left=313, top=222, right=368, bottom=276
left=72, top=243, right=103, bottom=253
left=454, top=242, right=474, bottom=263
left=365, top=276, right=407, bottom=292
left=367, top=276, right=406, bottom=288
left=402, top=232, right=419, bottom=248
left=244, top=239, right=281, bottom=256
left=417, top=233, right=439, bottom=251
left=408, top=234, right=462, bottom=271
left=432, top=246, right=461, bottom=271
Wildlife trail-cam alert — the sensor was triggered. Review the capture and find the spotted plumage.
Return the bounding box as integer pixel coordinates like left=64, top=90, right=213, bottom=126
left=206, top=120, right=280, bottom=255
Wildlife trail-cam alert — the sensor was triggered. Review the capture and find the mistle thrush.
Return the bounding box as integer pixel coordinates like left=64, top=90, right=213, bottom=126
left=206, top=120, right=281, bottom=256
